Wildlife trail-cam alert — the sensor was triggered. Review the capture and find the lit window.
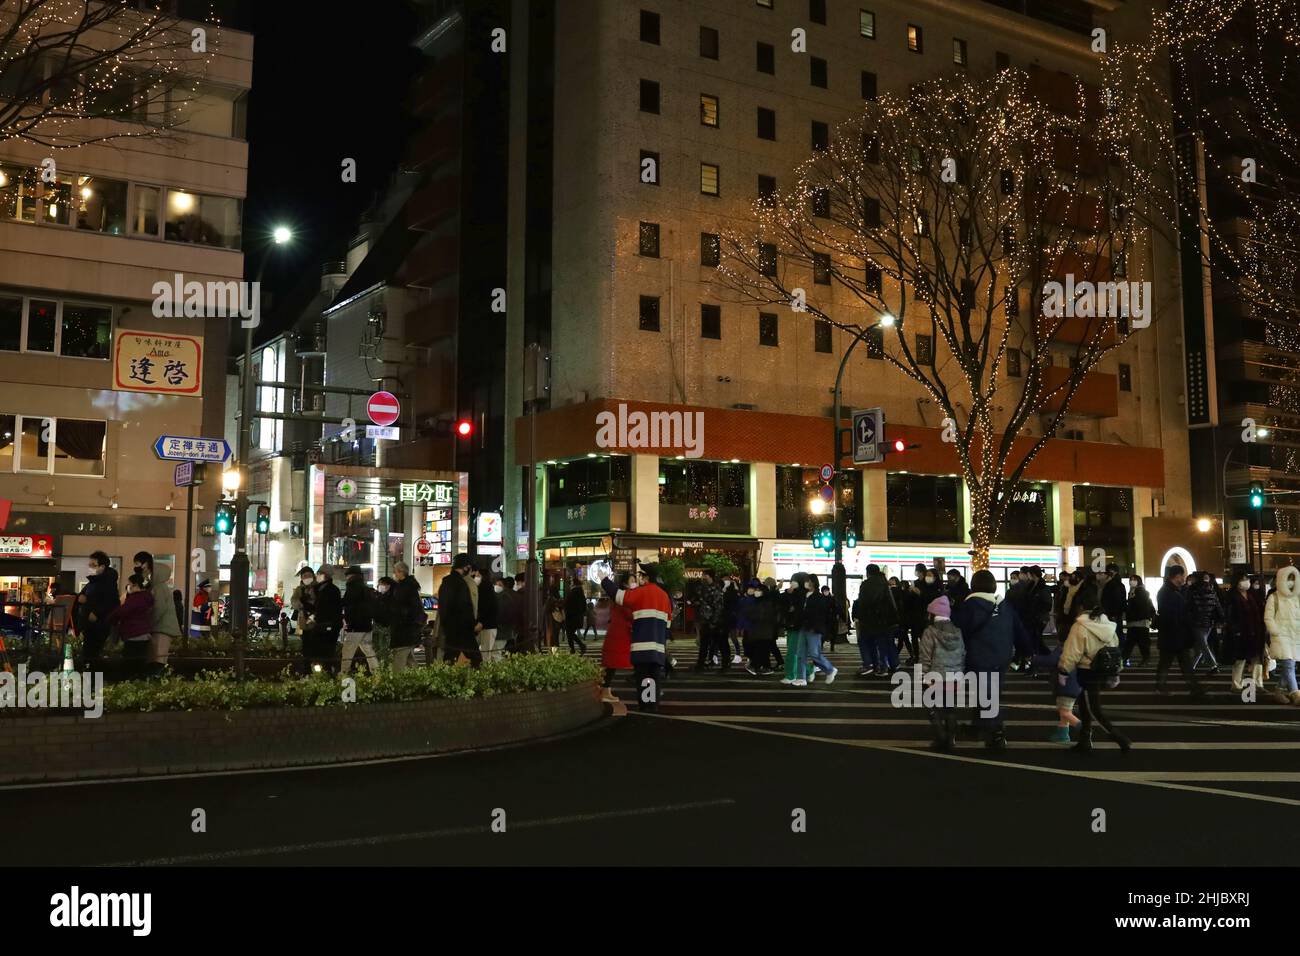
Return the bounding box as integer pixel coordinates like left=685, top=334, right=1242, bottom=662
left=860, top=9, right=876, bottom=38
left=700, top=94, right=719, bottom=127
left=700, top=162, right=720, bottom=196
left=908, top=24, right=923, bottom=53
left=953, top=38, right=967, bottom=66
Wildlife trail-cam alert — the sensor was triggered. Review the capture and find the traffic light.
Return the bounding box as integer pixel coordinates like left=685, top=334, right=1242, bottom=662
left=255, top=505, right=270, bottom=534
left=214, top=501, right=235, bottom=535
left=1249, top=482, right=1265, bottom=509
left=812, top=526, right=835, bottom=553
left=455, top=418, right=473, bottom=438
left=845, top=528, right=857, bottom=549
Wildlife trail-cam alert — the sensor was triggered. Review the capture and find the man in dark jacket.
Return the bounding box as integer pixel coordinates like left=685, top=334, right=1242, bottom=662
left=954, top=569, right=1027, bottom=750
left=1155, top=566, right=1207, bottom=697
left=945, top=569, right=970, bottom=610
left=693, top=570, right=725, bottom=671
left=388, top=562, right=425, bottom=670
left=340, top=567, right=379, bottom=674
left=437, top=553, right=481, bottom=667
left=562, top=577, right=587, bottom=656
left=76, top=550, right=120, bottom=671
left=475, top=569, right=500, bottom=661
left=304, top=564, right=343, bottom=673
left=1187, top=572, right=1225, bottom=672
left=853, top=565, right=899, bottom=677
left=1100, top=563, right=1127, bottom=631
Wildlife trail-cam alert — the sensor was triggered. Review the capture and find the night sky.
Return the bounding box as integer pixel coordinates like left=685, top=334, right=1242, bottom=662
left=200, top=0, right=425, bottom=313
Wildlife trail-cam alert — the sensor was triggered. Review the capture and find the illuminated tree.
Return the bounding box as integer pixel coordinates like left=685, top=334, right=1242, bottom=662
left=0, top=0, right=220, bottom=148
left=720, top=66, right=1177, bottom=569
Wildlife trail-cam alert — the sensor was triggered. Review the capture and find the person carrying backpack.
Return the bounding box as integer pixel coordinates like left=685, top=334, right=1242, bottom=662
left=1057, top=579, right=1131, bottom=753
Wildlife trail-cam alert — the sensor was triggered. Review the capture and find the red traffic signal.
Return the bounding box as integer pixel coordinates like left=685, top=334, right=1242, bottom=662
left=455, top=419, right=473, bottom=437
left=892, top=439, right=906, bottom=453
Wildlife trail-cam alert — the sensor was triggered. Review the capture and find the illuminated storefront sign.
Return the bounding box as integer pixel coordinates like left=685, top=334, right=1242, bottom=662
left=113, top=329, right=203, bottom=396
left=399, top=481, right=455, bottom=505
left=767, top=540, right=1063, bottom=583
left=0, top=535, right=54, bottom=558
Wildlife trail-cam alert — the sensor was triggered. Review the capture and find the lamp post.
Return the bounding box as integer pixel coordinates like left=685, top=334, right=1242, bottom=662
left=829, top=315, right=893, bottom=612
left=230, top=226, right=292, bottom=678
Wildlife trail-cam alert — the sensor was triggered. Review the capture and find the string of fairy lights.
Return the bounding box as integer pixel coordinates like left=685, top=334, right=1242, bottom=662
left=0, top=0, right=222, bottom=150
left=716, top=1, right=1299, bottom=567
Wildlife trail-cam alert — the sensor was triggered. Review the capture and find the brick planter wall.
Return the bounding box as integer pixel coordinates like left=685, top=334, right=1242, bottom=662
left=0, top=682, right=604, bottom=784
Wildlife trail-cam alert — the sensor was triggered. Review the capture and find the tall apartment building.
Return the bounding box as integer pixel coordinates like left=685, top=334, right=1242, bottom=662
left=506, top=0, right=1199, bottom=588
left=0, top=13, right=251, bottom=607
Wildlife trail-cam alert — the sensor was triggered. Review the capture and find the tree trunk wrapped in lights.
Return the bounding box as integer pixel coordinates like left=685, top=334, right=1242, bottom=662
left=720, top=65, right=1180, bottom=569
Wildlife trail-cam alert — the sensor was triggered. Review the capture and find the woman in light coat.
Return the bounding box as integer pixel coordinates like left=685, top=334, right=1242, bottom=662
left=1263, top=566, right=1300, bottom=705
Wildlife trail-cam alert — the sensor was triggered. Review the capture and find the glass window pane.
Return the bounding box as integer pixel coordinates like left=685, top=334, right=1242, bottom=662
left=41, top=170, right=73, bottom=225
left=53, top=419, right=106, bottom=476
left=18, top=416, right=50, bottom=473
left=76, top=175, right=128, bottom=235
left=131, top=184, right=160, bottom=236
left=0, top=414, right=14, bottom=472
left=0, top=162, right=39, bottom=222
left=27, top=299, right=56, bottom=352
left=60, top=303, right=112, bottom=359
left=165, top=190, right=241, bottom=248
left=0, top=295, right=21, bottom=351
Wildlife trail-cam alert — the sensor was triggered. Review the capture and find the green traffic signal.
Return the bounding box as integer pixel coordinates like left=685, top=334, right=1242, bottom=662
left=215, top=501, right=234, bottom=534
left=255, top=505, right=271, bottom=534
left=1249, top=482, right=1264, bottom=509
left=845, top=529, right=857, bottom=549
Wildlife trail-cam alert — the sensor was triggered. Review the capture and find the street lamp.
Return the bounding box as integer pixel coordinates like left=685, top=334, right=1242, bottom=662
left=809, top=497, right=827, bottom=516
left=828, top=314, right=893, bottom=611
left=221, top=468, right=241, bottom=494
left=231, top=225, right=293, bottom=679
left=1196, top=517, right=1212, bottom=533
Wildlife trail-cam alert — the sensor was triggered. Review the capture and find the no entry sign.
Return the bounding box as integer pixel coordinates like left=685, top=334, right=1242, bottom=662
left=367, top=391, right=400, bottom=427
left=416, top=538, right=432, bottom=556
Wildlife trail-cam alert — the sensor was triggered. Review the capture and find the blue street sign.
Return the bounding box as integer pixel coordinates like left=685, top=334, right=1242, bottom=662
left=154, top=435, right=231, bottom=463
left=852, top=407, right=884, bottom=465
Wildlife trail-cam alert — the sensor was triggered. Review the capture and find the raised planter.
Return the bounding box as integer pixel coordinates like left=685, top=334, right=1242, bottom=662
left=0, top=682, right=604, bottom=784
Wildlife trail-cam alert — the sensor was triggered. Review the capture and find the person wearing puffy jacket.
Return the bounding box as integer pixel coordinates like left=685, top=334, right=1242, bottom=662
left=1263, top=566, right=1300, bottom=706
left=1058, top=581, right=1131, bottom=753
left=918, top=595, right=964, bottom=752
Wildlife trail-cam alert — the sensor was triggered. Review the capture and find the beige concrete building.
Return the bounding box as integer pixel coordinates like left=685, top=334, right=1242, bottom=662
left=511, top=0, right=1198, bottom=585
left=0, top=15, right=252, bottom=609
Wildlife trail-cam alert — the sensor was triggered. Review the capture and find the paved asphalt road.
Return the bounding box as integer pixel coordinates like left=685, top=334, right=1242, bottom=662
left=5, top=637, right=1299, bottom=867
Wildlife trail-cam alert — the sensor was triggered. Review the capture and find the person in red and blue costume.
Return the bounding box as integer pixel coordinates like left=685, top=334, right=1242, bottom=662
left=601, top=561, right=672, bottom=711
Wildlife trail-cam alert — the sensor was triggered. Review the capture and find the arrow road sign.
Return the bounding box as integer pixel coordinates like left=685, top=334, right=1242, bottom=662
left=852, top=408, right=884, bottom=465
left=154, top=435, right=231, bottom=463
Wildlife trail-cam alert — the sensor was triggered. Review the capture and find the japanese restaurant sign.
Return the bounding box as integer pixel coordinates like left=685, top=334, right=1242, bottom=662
left=0, top=535, right=54, bottom=558
left=113, top=329, right=203, bottom=396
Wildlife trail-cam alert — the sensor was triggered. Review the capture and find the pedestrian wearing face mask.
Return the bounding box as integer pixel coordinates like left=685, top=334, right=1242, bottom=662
left=291, top=565, right=317, bottom=636
left=75, top=550, right=119, bottom=671
left=601, top=571, right=634, bottom=699
left=1224, top=571, right=1267, bottom=695
left=1121, top=575, right=1155, bottom=666
left=133, top=551, right=180, bottom=676
left=495, top=576, right=518, bottom=654
left=304, top=564, right=343, bottom=673
left=388, top=562, right=425, bottom=671
left=799, top=573, right=840, bottom=685
left=475, top=569, right=500, bottom=661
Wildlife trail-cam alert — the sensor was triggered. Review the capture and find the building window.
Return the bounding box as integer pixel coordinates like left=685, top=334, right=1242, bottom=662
left=996, top=50, right=1010, bottom=70
left=1, top=414, right=106, bottom=477
left=1000, top=169, right=1015, bottom=194
left=915, top=273, right=933, bottom=303
left=759, top=243, right=777, bottom=276
left=0, top=294, right=113, bottom=359
left=0, top=161, right=39, bottom=222
left=76, top=175, right=129, bottom=235
left=639, top=295, right=661, bottom=331
left=1002, top=226, right=1016, bottom=254
left=777, top=465, right=864, bottom=539
left=1114, top=249, right=1127, bottom=277
left=862, top=133, right=880, bottom=163
left=813, top=252, right=831, bottom=284
left=916, top=333, right=933, bottom=364
left=907, top=24, right=923, bottom=53
left=639, top=149, right=660, bottom=185
left=814, top=318, right=833, bottom=352
left=810, top=56, right=827, bottom=88
left=953, top=37, right=968, bottom=66
left=759, top=312, right=779, bottom=346
left=757, top=41, right=775, bottom=74
left=756, top=0, right=772, bottom=7
left=865, top=263, right=882, bottom=294
left=960, top=278, right=976, bottom=310
left=639, top=221, right=660, bottom=257
left=660, top=460, right=751, bottom=534
left=129, top=183, right=160, bottom=237
left=1006, top=288, right=1020, bottom=318
left=887, top=473, right=960, bottom=543
left=700, top=162, right=720, bottom=196
left=861, top=70, right=877, bottom=100
left=811, top=120, right=829, bottom=151
left=810, top=0, right=826, bottom=24
left=914, top=209, right=928, bottom=236
left=863, top=197, right=881, bottom=228
left=163, top=188, right=241, bottom=249
left=701, top=303, right=722, bottom=339
left=700, top=93, right=719, bottom=127
left=866, top=324, right=884, bottom=357
left=640, top=10, right=660, bottom=44
left=959, top=216, right=972, bottom=246
left=639, top=78, right=660, bottom=113
left=812, top=187, right=830, bottom=218
left=1073, top=485, right=1135, bottom=573
left=908, top=145, right=924, bottom=172
left=758, top=174, right=777, bottom=201
left=547, top=456, right=632, bottom=511
left=1119, top=363, right=1132, bottom=391
left=700, top=26, right=719, bottom=59
left=1000, top=482, right=1054, bottom=545
left=701, top=232, right=721, bottom=267
left=860, top=9, right=876, bottom=38
left=757, top=106, right=776, bottom=140
left=1007, top=348, right=1022, bottom=377
left=1117, top=315, right=1131, bottom=335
